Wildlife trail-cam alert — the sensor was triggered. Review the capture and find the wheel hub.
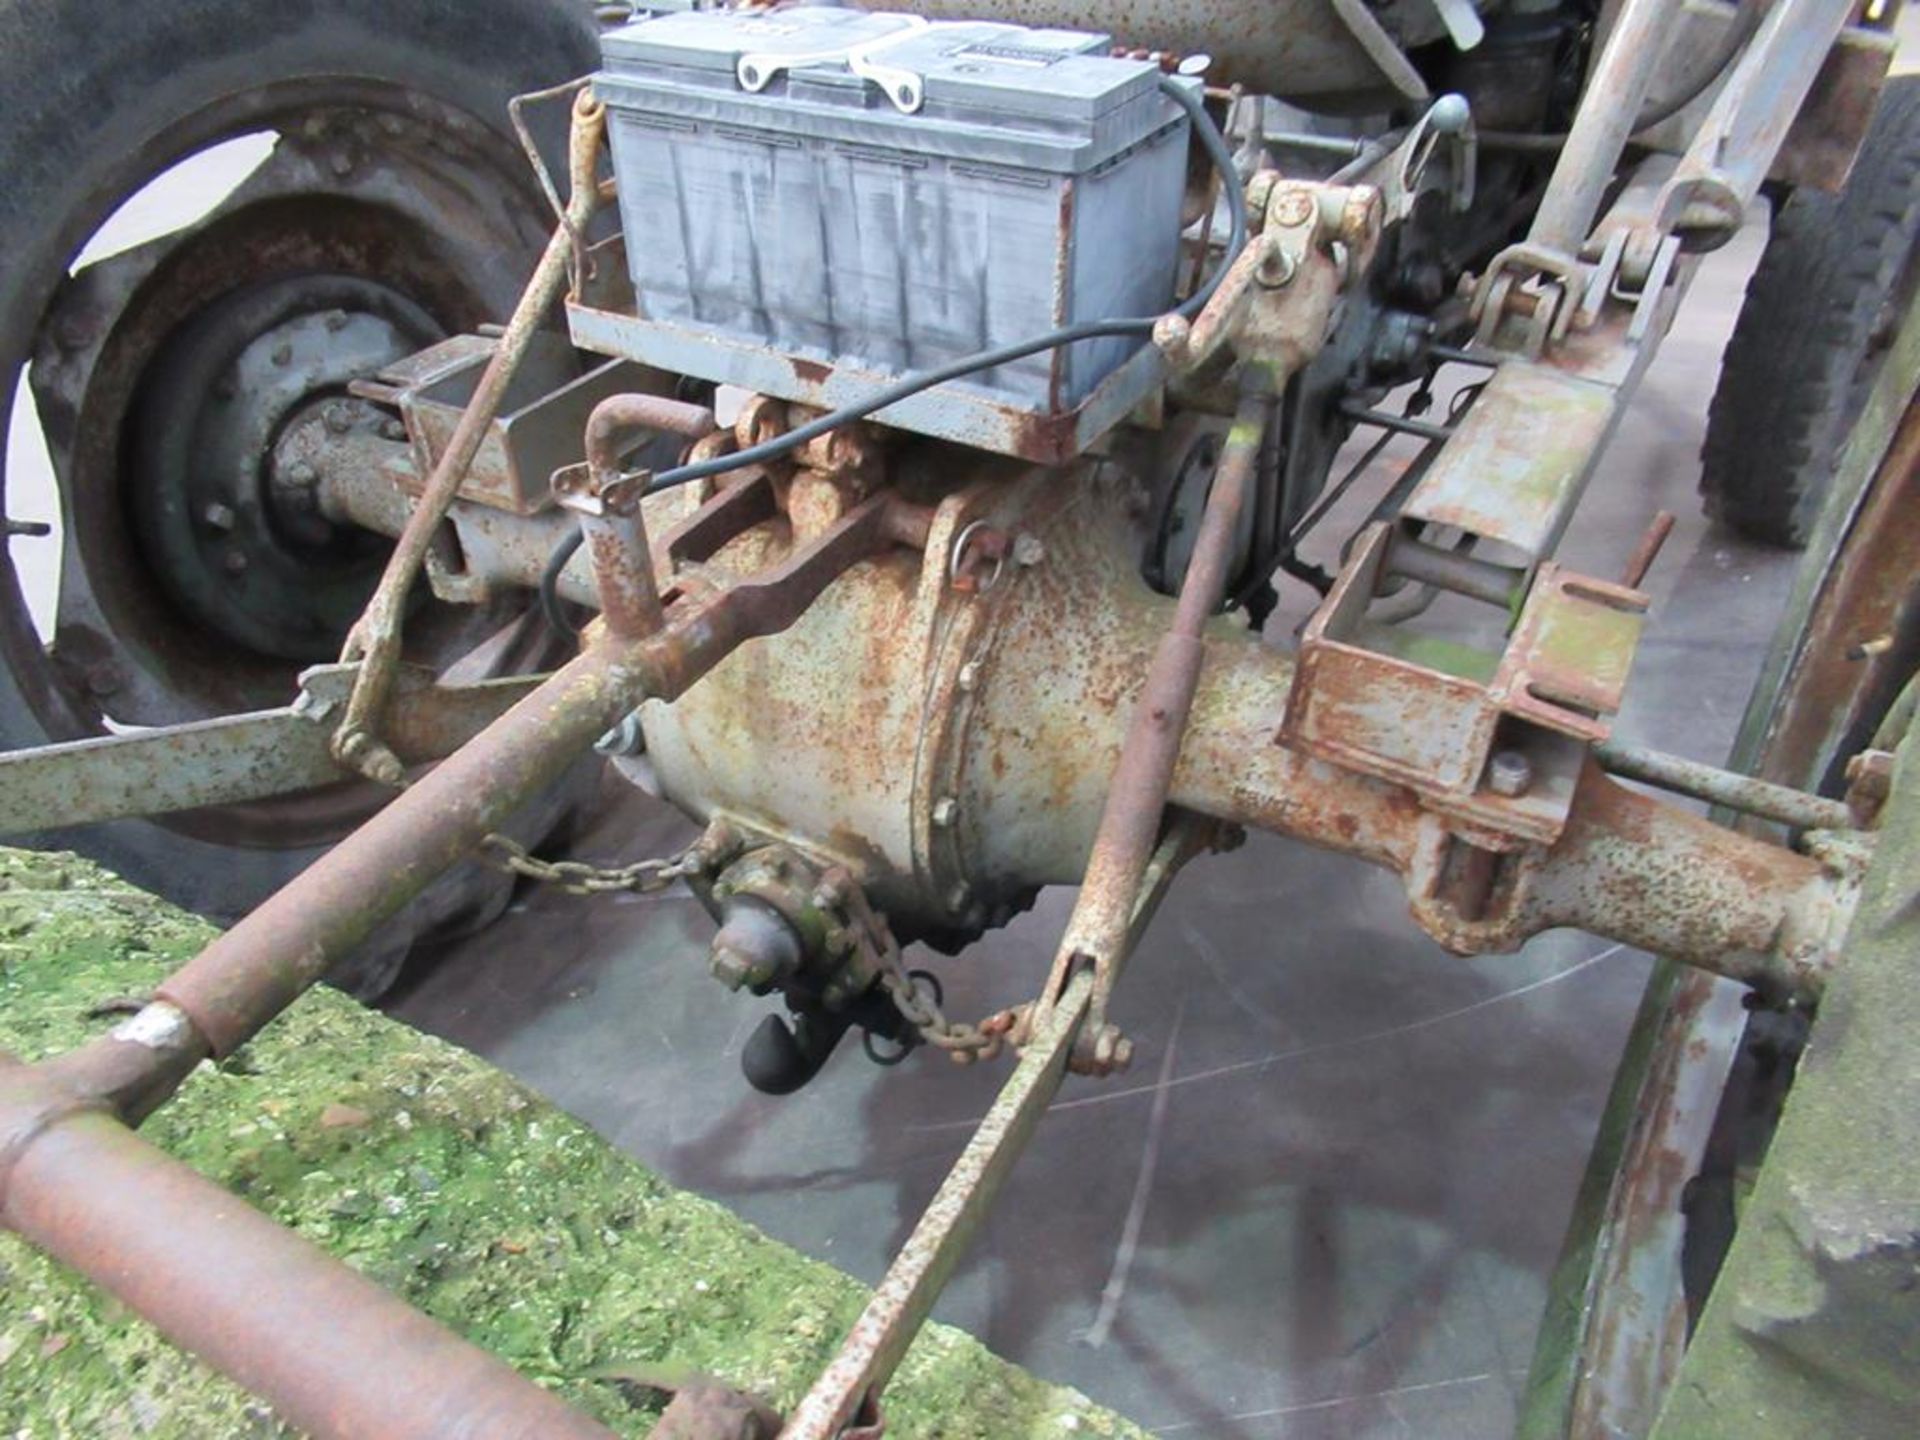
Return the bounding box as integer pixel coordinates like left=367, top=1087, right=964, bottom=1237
left=127, top=274, right=438, bottom=660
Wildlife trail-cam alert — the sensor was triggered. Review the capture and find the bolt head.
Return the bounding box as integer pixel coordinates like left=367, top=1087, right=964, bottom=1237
left=956, top=660, right=981, bottom=693
left=324, top=310, right=350, bottom=333
left=1487, top=749, right=1533, bottom=798
left=932, top=797, right=959, bottom=829
left=1012, top=533, right=1046, bottom=567
left=270, top=342, right=294, bottom=368
left=323, top=403, right=354, bottom=435
left=1271, top=189, right=1315, bottom=227
left=201, top=501, right=237, bottom=532
left=708, top=943, right=758, bottom=992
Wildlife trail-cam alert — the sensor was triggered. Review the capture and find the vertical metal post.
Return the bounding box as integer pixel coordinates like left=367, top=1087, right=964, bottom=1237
left=1528, top=0, right=1681, bottom=256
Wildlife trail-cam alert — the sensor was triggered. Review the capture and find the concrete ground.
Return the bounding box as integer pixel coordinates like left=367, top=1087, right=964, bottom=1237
left=390, top=221, right=1800, bottom=1438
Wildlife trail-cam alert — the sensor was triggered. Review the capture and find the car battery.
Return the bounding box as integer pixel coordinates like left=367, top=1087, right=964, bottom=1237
left=592, top=5, right=1190, bottom=433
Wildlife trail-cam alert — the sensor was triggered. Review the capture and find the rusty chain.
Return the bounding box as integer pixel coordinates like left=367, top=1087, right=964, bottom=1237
left=477, top=820, right=739, bottom=898
left=838, top=882, right=1017, bottom=1064
left=482, top=829, right=1014, bottom=1061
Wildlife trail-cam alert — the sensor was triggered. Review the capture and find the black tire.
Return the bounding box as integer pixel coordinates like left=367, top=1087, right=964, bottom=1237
left=1701, top=73, right=1920, bottom=548
left=0, top=0, right=602, bottom=995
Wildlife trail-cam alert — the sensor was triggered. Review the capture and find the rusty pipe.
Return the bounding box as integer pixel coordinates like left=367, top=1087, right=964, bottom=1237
left=1038, top=378, right=1277, bottom=1027
left=588, top=393, right=721, bottom=448
left=0, top=1061, right=615, bottom=1440
left=334, top=89, right=607, bottom=782
left=1594, top=739, right=1854, bottom=832
left=566, top=394, right=721, bottom=638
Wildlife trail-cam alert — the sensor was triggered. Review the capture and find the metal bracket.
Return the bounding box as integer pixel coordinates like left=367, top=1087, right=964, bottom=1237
left=1280, top=525, right=1648, bottom=846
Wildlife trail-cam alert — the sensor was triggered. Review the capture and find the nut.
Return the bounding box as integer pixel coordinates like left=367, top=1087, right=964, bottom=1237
left=1486, top=749, right=1533, bottom=799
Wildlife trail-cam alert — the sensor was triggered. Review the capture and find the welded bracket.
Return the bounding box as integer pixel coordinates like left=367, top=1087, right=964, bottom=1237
left=1281, top=524, right=1648, bottom=846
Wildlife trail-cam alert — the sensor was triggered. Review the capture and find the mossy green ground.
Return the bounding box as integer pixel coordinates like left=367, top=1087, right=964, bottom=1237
left=0, top=850, right=1147, bottom=1439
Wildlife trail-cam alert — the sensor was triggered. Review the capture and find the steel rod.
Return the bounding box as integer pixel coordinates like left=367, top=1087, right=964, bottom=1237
left=1528, top=0, right=1680, bottom=256
left=1385, top=534, right=1521, bottom=608
left=776, top=970, right=1097, bottom=1440
left=1042, top=380, right=1278, bottom=1022
left=1595, top=739, right=1854, bottom=832
left=0, top=1064, right=616, bottom=1440
left=1338, top=400, right=1454, bottom=441
left=334, top=89, right=607, bottom=783
left=155, top=643, right=652, bottom=1060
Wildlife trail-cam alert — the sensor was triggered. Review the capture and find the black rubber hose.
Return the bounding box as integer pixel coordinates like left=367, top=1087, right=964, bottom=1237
left=542, top=75, right=1248, bottom=634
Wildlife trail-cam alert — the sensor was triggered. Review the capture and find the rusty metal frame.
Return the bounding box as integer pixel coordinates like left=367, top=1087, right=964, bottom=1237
left=0, top=2, right=1903, bottom=1433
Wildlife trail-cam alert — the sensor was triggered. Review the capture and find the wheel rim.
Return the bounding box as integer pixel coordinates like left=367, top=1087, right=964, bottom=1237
left=5, top=78, right=553, bottom=849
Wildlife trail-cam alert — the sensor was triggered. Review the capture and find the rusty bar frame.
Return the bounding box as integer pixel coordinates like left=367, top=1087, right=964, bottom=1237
left=0, top=666, right=545, bottom=835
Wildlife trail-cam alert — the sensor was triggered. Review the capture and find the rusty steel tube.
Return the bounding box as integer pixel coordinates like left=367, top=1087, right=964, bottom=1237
left=573, top=394, right=719, bottom=637
left=1044, top=380, right=1276, bottom=1017
left=0, top=1068, right=615, bottom=1440
left=1594, top=739, right=1854, bottom=832
left=158, top=642, right=652, bottom=1059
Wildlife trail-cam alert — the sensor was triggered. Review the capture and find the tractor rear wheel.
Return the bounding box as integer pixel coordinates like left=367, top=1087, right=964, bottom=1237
left=0, top=0, right=604, bottom=994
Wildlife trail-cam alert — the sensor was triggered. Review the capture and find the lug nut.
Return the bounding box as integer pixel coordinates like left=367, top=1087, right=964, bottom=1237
left=270, top=342, right=293, bottom=368
left=201, top=501, right=237, bottom=532
left=324, top=310, right=350, bottom=333
left=1487, top=749, right=1533, bottom=798
left=324, top=403, right=354, bottom=435
left=932, top=797, right=959, bottom=828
